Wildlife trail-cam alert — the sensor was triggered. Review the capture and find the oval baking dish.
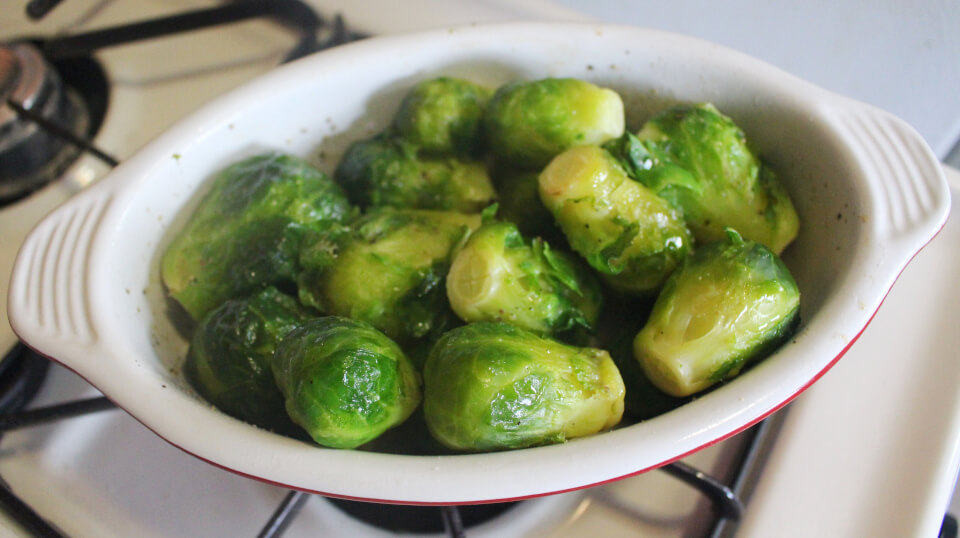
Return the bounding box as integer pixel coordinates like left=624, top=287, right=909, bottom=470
left=7, top=22, right=950, bottom=504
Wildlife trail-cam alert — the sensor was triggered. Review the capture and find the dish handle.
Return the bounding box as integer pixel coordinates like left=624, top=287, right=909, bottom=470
left=7, top=189, right=115, bottom=364
left=824, top=101, right=951, bottom=248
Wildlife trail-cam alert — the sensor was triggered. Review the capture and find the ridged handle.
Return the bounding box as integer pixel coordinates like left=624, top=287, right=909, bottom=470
left=8, top=191, right=113, bottom=350
left=825, top=103, right=949, bottom=242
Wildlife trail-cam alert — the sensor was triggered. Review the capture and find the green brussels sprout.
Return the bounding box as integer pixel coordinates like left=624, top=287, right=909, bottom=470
left=183, top=286, right=309, bottom=436
left=272, top=316, right=421, bottom=449
left=491, top=168, right=564, bottom=244
left=602, top=131, right=703, bottom=206
left=446, top=220, right=602, bottom=335
left=633, top=229, right=801, bottom=397
left=539, top=145, right=693, bottom=295
left=631, top=103, right=799, bottom=254
left=161, top=152, right=353, bottom=320
left=297, top=208, right=481, bottom=343
left=334, top=135, right=496, bottom=212
left=394, top=76, right=492, bottom=156
left=423, top=322, right=625, bottom=451
left=484, top=78, right=625, bottom=169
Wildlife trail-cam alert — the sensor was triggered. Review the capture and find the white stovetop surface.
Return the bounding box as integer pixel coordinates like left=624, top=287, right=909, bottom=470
left=1, top=1, right=959, bottom=536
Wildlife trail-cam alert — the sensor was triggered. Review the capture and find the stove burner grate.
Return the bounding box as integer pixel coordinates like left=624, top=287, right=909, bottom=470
left=0, top=344, right=49, bottom=417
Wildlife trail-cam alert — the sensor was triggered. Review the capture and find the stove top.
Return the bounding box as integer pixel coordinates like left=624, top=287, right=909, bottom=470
left=1, top=1, right=958, bottom=536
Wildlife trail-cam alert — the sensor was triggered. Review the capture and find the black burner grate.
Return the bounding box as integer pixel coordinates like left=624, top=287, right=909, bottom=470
left=0, top=344, right=48, bottom=418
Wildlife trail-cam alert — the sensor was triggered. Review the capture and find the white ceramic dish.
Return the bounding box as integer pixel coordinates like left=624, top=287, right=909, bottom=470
left=6, top=22, right=950, bottom=504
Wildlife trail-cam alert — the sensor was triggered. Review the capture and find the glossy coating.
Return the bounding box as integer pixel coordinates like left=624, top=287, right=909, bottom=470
left=635, top=230, right=800, bottom=397
left=183, top=286, right=307, bottom=436
left=423, top=322, right=624, bottom=450
left=631, top=103, right=799, bottom=254
left=539, top=145, right=693, bottom=294
left=297, top=208, right=480, bottom=343
left=446, top=220, right=601, bottom=335
left=271, top=316, right=421, bottom=449
left=160, top=152, right=352, bottom=319
left=484, top=78, right=625, bottom=169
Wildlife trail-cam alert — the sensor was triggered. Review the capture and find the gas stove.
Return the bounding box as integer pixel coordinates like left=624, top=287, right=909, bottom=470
left=2, top=1, right=959, bottom=537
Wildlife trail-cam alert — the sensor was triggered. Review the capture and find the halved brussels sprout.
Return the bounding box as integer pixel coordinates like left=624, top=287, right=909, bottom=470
left=484, top=78, right=625, bottom=169
left=630, top=103, right=799, bottom=254
left=394, top=76, right=492, bottom=156
left=161, top=152, right=352, bottom=319
left=423, top=322, right=625, bottom=451
left=334, top=135, right=496, bottom=213
left=183, top=286, right=309, bottom=436
left=297, top=208, right=481, bottom=343
left=272, top=316, right=421, bottom=449
left=633, top=229, right=801, bottom=397
left=539, top=145, right=693, bottom=294
left=446, top=220, right=602, bottom=335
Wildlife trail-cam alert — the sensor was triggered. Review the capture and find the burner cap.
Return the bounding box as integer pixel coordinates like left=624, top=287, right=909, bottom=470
left=0, top=42, right=53, bottom=145
left=0, top=41, right=88, bottom=203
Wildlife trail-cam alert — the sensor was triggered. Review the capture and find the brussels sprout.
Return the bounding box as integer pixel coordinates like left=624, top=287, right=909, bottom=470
left=491, top=168, right=564, bottom=244
left=602, top=131, right=703, bottom=205
left=161, top=152, right=353, bottom=320
left=484, top=78, right=625, bottom=169
left=631, top=103, right=799, bottom=254
left=423, top=322, right=625, bottom=451
left=297, top=208, right=481, bottom=343
left=183, top=286, right=309, bottom=435
left=539, top=145, right=693, bottom=294
left=272, top=316, right=421, bottom=449
left=334, top=135, right=496, bottom=212
left=394, top=76, right=492, bottom=156
left=633, top=229, right=801, bottom=397
left=446, top=220, right=602, bottom=335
